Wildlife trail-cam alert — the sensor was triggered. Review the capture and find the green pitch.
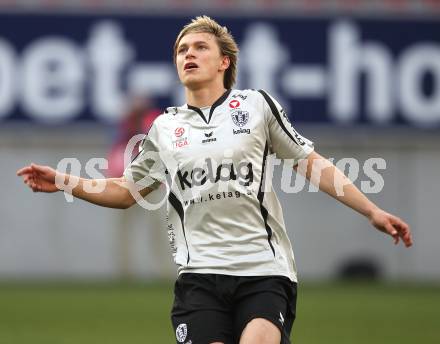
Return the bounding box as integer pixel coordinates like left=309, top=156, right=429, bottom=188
left=0, top=282, right=439, bottom=344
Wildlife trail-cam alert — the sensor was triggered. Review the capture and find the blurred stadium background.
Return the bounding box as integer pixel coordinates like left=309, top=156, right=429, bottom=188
left=1, top=0, right=439, bottom=343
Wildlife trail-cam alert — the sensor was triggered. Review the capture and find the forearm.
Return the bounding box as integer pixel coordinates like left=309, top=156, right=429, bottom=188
left=57, top=174, right=137, bottom=209
left=294, top=152, right=413, bottom=247
left=317, top=165, right=379, bottom=218
left=299, top=152, right=379, bottom=218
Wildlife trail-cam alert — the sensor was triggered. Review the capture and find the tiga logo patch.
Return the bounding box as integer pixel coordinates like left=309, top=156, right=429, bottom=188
left=173, top=138, right=189, bottom=149
left=172, top=126, right=190, bottom=149
left=174, top=127, right=185, bottom=137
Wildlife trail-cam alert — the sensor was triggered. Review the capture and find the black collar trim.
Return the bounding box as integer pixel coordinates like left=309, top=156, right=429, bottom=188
left=187, top=105, right=206, bottom=124
left=187, top=89, right=231, bottom=124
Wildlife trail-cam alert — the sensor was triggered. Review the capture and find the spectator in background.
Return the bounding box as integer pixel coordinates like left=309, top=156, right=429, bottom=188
left=107, top=95, right=161, bottom=178
left=107, top=94, right=171, bottom=280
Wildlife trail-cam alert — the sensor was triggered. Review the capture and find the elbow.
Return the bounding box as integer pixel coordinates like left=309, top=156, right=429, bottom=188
left=120, top=196, right=136, bottom=209
left=119, top=203, right=131, bottom=210
left=112, top=179, right=151, bottom=210
left=117, top=190, right=137, bottom=209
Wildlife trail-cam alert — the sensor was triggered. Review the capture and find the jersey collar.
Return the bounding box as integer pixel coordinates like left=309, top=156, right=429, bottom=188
left=187, top=89, right=232, bottom=124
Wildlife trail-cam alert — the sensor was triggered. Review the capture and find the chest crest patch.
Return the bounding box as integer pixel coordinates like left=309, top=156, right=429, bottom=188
left=231, top=110, right=249, bottom=127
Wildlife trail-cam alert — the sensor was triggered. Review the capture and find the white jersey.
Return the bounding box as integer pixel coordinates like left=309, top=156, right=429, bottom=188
left=124, top=89, right=314, bottom=282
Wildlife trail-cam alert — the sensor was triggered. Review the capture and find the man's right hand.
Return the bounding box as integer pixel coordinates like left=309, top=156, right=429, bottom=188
left=17, top=163, right=155, bottom=209
left=17, top=163, right=60, bottom=193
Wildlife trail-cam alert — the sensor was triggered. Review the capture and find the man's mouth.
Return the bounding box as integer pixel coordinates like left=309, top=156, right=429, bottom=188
left=184, top=62, right=199, bottom=71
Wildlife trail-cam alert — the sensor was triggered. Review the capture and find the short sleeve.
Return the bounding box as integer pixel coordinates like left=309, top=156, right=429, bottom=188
left=123, top=121, right=167, bottom=190
left=259, top=90, right=314, bottom=162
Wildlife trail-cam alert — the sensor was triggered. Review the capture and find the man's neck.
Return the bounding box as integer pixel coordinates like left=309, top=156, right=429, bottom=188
left=185, top=84, right=227, bottom=108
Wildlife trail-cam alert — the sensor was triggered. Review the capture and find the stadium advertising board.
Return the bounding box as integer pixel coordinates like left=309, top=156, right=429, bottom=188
left=0, top=14, right=439, bottom=127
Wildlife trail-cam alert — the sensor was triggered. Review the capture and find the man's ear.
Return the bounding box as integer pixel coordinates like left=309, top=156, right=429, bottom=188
left=220, top=55, right=230, bottom=71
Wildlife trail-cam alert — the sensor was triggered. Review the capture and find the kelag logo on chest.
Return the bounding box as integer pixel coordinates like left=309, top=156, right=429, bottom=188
left=176, top=158, right=254, bottom=191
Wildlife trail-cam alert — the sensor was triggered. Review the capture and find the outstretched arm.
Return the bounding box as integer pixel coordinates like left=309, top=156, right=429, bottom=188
left=17, top=163, right=153, bottom=209
left=296, top=151, right=413, bottom=247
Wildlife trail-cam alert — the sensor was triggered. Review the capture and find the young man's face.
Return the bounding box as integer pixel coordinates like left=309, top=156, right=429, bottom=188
left=176, top=32, right=229, bottom=90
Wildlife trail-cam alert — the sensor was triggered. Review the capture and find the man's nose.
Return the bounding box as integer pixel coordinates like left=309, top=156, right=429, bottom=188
left=185, top=47, right=196, bottom=58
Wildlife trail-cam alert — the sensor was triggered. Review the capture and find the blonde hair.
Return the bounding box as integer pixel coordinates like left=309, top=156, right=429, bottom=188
left=174, top=15, right=239, bottom=89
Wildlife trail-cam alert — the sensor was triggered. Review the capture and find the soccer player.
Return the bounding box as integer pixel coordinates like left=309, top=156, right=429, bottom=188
left=17, top=16, right=412, bottom=344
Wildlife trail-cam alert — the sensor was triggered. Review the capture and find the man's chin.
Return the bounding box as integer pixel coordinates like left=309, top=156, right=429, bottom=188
left=182, top=77, right=205, bottom=90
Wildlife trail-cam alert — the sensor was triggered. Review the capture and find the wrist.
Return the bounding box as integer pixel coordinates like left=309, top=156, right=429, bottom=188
left=365, top=205, right=380, bottom=221
left=54, top=172, right=71, bottom=192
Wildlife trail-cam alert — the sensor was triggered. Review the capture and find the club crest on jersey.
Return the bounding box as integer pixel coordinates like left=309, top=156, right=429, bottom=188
left=231, top=110, right=249, bottom=127
left=176, top=323, right=188, bottom=343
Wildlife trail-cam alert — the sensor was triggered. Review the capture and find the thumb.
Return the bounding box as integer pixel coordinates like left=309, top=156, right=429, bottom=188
left=31, top=163, right=50, bottom=175
left=30, top=163, right=42, bottom=172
